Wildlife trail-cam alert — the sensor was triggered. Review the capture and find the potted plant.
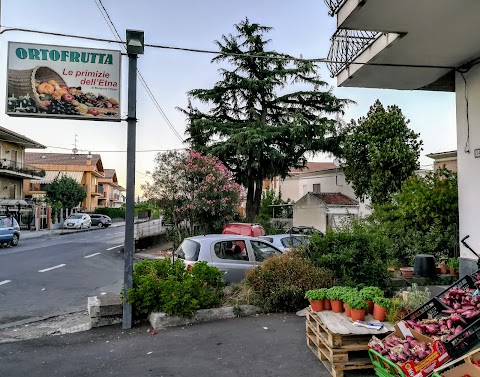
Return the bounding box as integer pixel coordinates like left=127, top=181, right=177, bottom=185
left=437, top=256, right=448, bottom=274
left=400, top=267, right=414, bottom=278
left=447, top=258, right=459, bottom=275
left=386, top=297, right=404, bottom=324
left=345, top=295, right=369, bottom=321
left=326, top=287, right=346, bottom=313
left=360, top=286, right=384, bottom=315
left=305, top=289, right=328, bottom=312
left=372, top=297, right=390, bottom=322
left=342, top=288, right=357, bottom=318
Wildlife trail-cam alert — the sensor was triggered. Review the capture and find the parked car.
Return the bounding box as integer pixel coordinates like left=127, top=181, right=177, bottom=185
left=63, top=214, right=92, bottom=229
left=89, top=214, right=112, bottom=228
left=286, top=226, right=324, bottom=236
left=174, top=234, right=282, bottom=284
left=222, top=223, right=266, bottom=237
left=0, top=216, right=21, bottom=247
left=259, top=234, right=309, bottom=252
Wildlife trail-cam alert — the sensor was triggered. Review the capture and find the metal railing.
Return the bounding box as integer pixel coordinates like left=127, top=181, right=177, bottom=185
left=0, top=158, right=45, bottom=178
left=326, top=29, right=381, bottom=77
left=323, top=0, right=347, bottom=16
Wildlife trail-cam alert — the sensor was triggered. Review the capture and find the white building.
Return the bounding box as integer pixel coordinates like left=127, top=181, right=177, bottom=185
left=322, top=0, right=480, bottom=275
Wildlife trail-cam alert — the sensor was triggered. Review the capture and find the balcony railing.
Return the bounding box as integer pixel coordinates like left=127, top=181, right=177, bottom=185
left=0, top=159, right=46, bottom=178
left=326, top=29, right=381, bottom=77
left=323, top=0, right=347, bottom=16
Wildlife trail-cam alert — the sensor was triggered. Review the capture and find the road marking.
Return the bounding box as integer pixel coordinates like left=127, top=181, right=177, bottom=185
left=112, top=232, right=123, bottom=235
left=84, top=252, right=101, bottom=258
left=0, top=280, right=11, bottom=286
left=38, top=264, right=66, bottom=273
left=106, top=244, right=123, bottom=251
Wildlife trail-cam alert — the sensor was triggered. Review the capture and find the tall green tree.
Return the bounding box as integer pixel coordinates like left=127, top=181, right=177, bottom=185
left=340, top=100, right=423, bottom=204
left=180, top=19, right=349, bottom=221
left=45, top=175, right=87, bottom=209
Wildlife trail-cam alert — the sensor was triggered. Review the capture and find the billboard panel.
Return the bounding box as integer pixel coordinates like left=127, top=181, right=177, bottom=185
left=7, top=42, right=121, bottom=121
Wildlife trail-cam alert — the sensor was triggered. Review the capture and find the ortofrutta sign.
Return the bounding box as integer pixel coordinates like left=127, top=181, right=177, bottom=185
left=7, top=42, right=121, bottom=121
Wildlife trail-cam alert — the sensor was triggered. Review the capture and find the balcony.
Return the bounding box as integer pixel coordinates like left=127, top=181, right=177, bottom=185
left=0, top=159, right=46, bottom=179
left=326, top=29, right=381, bottom=77
left=323, top=0, right=345, bottom=16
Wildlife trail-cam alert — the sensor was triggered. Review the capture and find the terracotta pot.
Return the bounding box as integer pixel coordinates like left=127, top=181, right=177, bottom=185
left=400, top=267, right=414, bottom=278
left=331, top=300, right=343, bottom=313
left=373, top=303, right=387, bottom=322
left=365, top=300, right=374, bottom=315
left=438, top=264, right=447, bottom=274
left=449, top=269, right=457, bottom=276
left=344, top=303, right=351, bottom=318
left=351, top=309, right=366, bottom=321
left=310, top=299, right=324, bottom=312
left=323, top=298, right=331, bottom=310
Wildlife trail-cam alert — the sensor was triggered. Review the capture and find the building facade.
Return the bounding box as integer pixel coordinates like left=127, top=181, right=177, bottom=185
left=97, top=169, right=125, bottom=208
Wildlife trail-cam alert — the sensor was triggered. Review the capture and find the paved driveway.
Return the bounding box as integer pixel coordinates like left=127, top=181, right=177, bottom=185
left=0, top=313, right=358, bottom=377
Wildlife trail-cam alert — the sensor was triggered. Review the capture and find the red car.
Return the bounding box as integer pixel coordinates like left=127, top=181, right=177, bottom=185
left=222, top=223, right=266, bottom=237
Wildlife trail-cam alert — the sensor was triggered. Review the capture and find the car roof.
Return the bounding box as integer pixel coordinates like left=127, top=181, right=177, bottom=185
left=262, top=234, right=304, bottom=239
left=224, top=223, right=262, bottom=226
left=187, top=234, right=269, bottom=243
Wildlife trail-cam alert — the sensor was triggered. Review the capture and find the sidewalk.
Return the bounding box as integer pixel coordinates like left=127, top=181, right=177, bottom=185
left=20, top=221, right=126, bottom=240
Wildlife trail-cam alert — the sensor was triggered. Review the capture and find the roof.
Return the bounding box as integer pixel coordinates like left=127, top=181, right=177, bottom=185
left=25, top=153, right=102, bottom=168
left=104, top=169, right=116, bottom=179
left=0, top=126, right=46, bottom=149
left=289, top=162, right=337, bottom=175
left=35, top=171, right=84, bottom=184
left=426, top=150, right=457, bottom=160
left=311, top=192, right=358, bottom=206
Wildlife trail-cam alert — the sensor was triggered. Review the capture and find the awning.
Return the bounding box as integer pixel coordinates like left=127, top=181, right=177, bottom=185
left=0, top=199, right=29, bottom=206
left=35, top=171, right=83, bottom=184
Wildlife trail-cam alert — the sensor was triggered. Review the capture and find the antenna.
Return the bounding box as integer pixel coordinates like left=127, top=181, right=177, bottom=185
left=333, top=158, right=341, bottom=167
left=72, top=134, right=79, bottom=154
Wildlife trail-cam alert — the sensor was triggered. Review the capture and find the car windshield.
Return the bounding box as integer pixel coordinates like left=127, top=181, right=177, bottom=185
left=280, top=236, right=303, bottom=247
left=174, top=239, right=200, bottom=261
left=68, top=215, right=83, bottom=219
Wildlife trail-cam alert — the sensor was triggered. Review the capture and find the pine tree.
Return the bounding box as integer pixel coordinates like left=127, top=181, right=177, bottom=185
left=180, top=19, right=349, bottom=221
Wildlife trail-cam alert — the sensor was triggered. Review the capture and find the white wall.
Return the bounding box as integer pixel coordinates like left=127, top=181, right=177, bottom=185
left=456, top=66, right=480, bottom=269
left=293, top=195, right=327, bottom=232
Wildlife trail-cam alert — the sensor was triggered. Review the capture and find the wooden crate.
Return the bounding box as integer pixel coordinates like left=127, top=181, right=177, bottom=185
left=306, top=308, right=374, bottom=377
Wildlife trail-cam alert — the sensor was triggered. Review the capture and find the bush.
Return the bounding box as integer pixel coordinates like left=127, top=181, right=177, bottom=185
left=305, top=222, right=390, bottom=289
left=245, top=252, right=334, bottom=312
left=95, top=207, right=125, bottom=219
left=126, top=259, right=225, bottom=318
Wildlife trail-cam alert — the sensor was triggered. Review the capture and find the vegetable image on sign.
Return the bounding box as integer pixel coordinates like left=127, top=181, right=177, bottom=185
left=6, top=42, right=121, bottom=121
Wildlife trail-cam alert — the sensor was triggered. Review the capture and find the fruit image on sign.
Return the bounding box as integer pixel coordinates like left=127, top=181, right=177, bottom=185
left=6, top=42, right=121, bottom=121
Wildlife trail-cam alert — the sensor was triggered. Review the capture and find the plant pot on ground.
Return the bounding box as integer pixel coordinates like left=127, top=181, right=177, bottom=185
left=305, top=288, right=328, bottom=312
left=447, top=258, right=459, bottom=276
left=359, top=286, right=384, bottom=315
left=400, top=267, right=414, bottom=278
left=372, top=297, right=390, bottom=322
left=346, top=295, right=369, bottom=322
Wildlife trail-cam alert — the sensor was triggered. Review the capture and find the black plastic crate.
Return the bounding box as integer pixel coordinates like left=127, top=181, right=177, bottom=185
left=443, top=317, right=480, bottom=359
left=471, top=269, right=480, bottom=282
left=401, top=297, right=450, bottom=322
left=436, top=274, right=477, bottom=306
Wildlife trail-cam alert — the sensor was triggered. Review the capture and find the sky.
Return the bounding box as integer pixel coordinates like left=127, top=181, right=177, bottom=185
left=0, top=0, right=457, bottom=194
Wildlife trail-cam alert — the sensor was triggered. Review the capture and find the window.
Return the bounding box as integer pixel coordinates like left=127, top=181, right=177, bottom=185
left=250, top=240, right=282, bottom=262
left=302, top=185, right=307, bottom=195
left=2, top=217, right=12, bottom=227
left=280, top=236, right=303, bottom=248
left=174, top=239, right=201, bottom=261
left=336, top=174, right=345, bottom=186
left=214, top=240, right=247, bottom=261
left=313, top=183, right=321, bottom=194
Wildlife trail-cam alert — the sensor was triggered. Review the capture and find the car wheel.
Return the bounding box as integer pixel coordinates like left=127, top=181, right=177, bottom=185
left=10, top=234, right=19, bottom=246
left=80, top=223, right=84, bottom=229
left=97, top=222, right=103, bottom=228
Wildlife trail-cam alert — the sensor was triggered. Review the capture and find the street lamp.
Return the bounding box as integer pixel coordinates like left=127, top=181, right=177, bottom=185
left=123, top=29, right=144, bottom=330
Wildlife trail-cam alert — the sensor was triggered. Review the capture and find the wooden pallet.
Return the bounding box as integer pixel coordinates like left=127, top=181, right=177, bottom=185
left=306, top=308, right=374, bottom=377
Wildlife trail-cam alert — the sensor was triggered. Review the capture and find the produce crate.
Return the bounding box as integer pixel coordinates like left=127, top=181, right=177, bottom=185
left=306, top=308, right=374, bottom=377
left=471, top=269, right=480, bottom=281
left=442, top=318, right=480, bottom=359
left=433, top=347, right=480, bottom=377
left=435, top=274, right=477, bottom=304
left=401, top=298, right=450, bottom=323
left=369, top=349, right=407, bottom=377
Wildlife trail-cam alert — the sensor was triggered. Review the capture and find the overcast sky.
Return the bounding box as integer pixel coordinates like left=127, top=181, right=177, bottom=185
left=0, top=0, right=457, bottom=193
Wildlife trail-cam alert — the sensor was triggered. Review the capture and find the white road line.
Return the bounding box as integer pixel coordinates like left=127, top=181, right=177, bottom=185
left=106, top=244, right=123, bottom=251
left=112, top=232, right=123, bottom=235
left=84, top=252, right=101, bottom=258
left=38, top=264, right=66, bottom=273
left=0, top=280, right=11, bottom=286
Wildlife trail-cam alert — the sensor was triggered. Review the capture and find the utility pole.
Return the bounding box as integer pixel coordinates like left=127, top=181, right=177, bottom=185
left=123, top=29, right=144, bottom=330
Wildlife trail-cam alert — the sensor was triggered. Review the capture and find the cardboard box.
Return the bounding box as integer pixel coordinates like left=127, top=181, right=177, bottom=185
left=379, top=321, right=450, bottom=377
left=437, top=363, right=480, bottom=377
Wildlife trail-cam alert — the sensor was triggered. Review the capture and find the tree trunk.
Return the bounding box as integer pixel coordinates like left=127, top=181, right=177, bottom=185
left=245, top=179, right=256, bottom=222
left=253, top=179, right=263, bottom=220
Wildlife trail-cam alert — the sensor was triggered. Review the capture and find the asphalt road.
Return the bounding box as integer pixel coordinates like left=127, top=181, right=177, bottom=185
left=0, top=313, right=349, bottom=377
left=0, top=227, right=125, bottom=326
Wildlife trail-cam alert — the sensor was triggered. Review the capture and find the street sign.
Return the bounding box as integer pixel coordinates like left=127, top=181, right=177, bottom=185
left=6, top=42, right=121, bottom=121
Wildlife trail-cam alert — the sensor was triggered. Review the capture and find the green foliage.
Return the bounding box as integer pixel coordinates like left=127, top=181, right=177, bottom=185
left=373, top=297, right=391, bottom=310
left=95, top=207, right=125, bottom=219
left=359, top=286, right=384, bottom=301
left=182, top=18, right=350, bottom=221
left=386, top=298, right=403, bottom=323
left=340, top=100, right=423, bottom=204
left=345, top=294, right=368, bottom=310
left=126, top=259, right=225, bottom=318
left=305, top=288, right=329, bottom=301
left=403, top=283, right=431, bottom=310
left=45, top=175, right=87, bottom=209
left=255, top=188, right=293, bottom=234
left=245, top=251, right=334, bottom=312
left=447, top=258, right=459, bottom=270
left=305, top=222, right=390, bottom=288
left=368, top=168, right=458, bottom=266
left=326, top=286, right=352, bottom=301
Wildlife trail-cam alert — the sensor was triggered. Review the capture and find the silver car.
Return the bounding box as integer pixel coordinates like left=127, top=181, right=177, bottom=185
left=174, top=234, right=283, bottom=284
left=63, top=214, right=92, bottom=229
left=258, top=234, right=309, bottom=252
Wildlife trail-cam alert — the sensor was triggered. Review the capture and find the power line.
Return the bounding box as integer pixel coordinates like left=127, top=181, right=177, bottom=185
left=92, top=0, right=184, bottom=143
